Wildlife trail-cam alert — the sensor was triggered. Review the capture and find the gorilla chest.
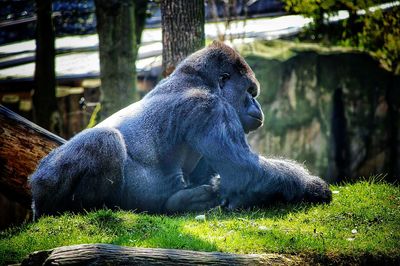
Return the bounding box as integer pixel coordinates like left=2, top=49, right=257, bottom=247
left=161, top=144, right=202, bottom=177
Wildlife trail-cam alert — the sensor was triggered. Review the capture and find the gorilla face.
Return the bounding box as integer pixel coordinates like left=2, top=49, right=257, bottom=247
left=217, top=56, right=264, bottom=134
left=177, top=41, right=264, bottom=134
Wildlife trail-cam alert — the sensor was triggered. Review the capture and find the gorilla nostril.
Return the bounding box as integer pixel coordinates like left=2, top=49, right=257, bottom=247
left=248, top=87, right=257, bottom=97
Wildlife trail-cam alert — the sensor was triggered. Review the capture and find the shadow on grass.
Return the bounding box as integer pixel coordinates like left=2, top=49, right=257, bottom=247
left=204, top=200, right=328, bottom=221
left=86, top=209, right=218, bottom=252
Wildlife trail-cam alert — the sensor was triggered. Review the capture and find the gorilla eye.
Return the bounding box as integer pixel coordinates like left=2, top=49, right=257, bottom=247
left=219, top=73, right=230, bottom=82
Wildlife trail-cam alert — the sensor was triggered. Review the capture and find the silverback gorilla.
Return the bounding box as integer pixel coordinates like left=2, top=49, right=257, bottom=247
left=30, top=41, right=331, bottom=218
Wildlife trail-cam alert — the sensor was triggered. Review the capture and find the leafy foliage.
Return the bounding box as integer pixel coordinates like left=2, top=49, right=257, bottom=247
left=282, top=0, right=400, bottom=74
left=356, top=6, right=400, bottom=74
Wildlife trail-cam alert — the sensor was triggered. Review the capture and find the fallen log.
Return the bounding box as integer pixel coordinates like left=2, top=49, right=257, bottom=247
left=0, top=105, right=65, bottom=207
left=21, top=244, right=304, bottom=265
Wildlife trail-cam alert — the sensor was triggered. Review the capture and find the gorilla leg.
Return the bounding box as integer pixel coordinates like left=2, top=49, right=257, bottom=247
left=164, top=185, right=219, bottom=213
left=30, top=127, right=127, bottom=219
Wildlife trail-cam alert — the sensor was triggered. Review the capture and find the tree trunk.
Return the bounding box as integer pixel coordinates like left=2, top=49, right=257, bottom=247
left=0, top=105, right=65, bottom=207
left=161, top=0, right=205, bottom=77
left=135, top=0, right=148, bottom=45
left=33, top=0, right=62, bottom=136
left=21, top=244, right=302, bottom=265
left=94, top=0, right=139, bottom=121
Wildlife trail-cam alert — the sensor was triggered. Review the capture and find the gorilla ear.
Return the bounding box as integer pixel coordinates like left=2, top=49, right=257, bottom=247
left=218, top=73, right=230, bottom=89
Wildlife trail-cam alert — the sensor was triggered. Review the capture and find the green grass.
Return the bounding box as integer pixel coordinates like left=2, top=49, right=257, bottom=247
left=1, top=180, right=399, bottom=265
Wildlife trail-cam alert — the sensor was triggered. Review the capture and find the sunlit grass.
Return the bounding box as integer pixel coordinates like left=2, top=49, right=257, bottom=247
left=1, top=180, right=399, bottom=265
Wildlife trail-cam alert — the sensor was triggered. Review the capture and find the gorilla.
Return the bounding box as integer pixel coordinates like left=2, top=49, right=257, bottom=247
left=30, top=41, right=331, bottom=218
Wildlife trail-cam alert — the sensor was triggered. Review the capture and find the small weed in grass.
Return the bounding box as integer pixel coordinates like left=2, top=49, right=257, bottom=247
left=1, top=180, right=399, bottom=265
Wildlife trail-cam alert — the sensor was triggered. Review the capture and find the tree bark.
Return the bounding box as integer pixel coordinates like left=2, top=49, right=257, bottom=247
left=0, top=105, right=65, bottom=207
left=135, top=0, right=148, bottom=45
left=21, top=244, right=302, bottom=265
left=33, top=0, right=62, bottom=136
left=161, top=0, right=205, bottom=77
left=95, top=0, right=139, bottom=121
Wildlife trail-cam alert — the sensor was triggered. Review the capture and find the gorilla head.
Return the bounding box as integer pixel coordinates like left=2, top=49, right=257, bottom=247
left=176, top=41, right=264, bottom=133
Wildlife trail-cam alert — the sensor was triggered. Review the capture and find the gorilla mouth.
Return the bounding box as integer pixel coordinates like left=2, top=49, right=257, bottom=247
left=247, top=116, right=263, bottom=132
left=249, top=114, right=263, bottom=124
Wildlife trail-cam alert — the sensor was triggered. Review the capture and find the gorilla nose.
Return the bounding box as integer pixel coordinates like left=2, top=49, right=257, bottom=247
left=248, top=103, right=264, bottom=123
left=249, top=98, right=264, bottom=121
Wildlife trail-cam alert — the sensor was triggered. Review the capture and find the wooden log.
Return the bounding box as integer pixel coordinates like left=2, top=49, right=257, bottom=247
left=21, top=244, right=304, bottom=265
left=0, top=105, right=65, bottom=207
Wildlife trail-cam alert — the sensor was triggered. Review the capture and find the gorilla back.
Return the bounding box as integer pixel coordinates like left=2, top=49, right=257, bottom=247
left=30, top=41, right=331, bottom=218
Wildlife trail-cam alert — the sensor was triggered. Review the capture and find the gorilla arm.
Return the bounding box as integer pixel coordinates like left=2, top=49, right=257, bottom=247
left=189, top=99, right=332, bottom=210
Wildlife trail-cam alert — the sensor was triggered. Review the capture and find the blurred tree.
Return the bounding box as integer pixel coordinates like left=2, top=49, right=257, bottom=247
left=135, top=0, right=148, bottom=45
left=94, top=0, right=148, bottom=121
left=161, top=0, right=205, bottom=76
left=282, top=0, right=399, bottom=74
left=208, top=0, right=249, bottom=42
left=33, top=0, right=63, bottom=136
left=357, top=6, right=400, bottom=75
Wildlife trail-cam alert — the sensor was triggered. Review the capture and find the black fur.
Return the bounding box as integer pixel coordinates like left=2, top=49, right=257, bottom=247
left=30, top=41, right=331, bottom=218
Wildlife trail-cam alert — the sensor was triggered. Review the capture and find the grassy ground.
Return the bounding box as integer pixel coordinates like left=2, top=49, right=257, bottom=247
left=1, top=180, right=399, bottom=265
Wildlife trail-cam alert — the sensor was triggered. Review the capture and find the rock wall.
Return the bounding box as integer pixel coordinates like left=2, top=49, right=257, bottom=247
left=244, top=42, right=400, bottom=182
